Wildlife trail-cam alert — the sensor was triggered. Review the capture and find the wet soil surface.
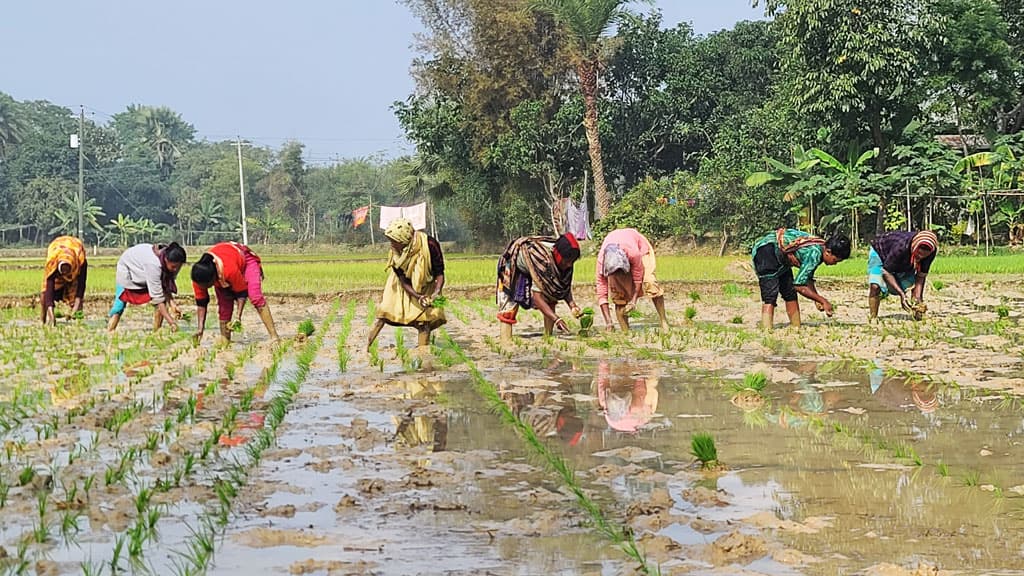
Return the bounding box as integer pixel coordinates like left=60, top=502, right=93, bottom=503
left=2, top=279, right=1024, bottom=575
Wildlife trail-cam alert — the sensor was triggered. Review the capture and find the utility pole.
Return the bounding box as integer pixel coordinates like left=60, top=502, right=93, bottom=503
left=77, top=106, right=85, bottom=240
left=368, top=193, right=375, bottom=245
left=236, top=137, right=248, bottom=245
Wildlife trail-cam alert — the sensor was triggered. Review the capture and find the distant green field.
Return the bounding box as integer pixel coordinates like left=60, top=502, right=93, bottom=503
left=1, top=253, right=1020, bottom=297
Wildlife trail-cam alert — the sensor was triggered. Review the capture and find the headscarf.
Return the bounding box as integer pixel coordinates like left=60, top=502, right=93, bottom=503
left=910, top=231, right=938, bottom=273
left=385, top=218, right=415, bottom=246
left=602, top=243, right=630, bottom=276
left=42, top=236, right=87, bottom=303
left=553, top=233, right=580, bottom=267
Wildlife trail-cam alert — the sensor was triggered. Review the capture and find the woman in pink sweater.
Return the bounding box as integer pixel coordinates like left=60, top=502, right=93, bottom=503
left=595, top=228, right=669, bottom=331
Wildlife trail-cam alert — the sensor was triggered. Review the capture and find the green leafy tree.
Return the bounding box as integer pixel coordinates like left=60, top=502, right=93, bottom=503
left=112, top=105, right=196, bottom=177
left=528, top=0, right=650, bottom=219
left=0, top=95, right=27, bottom=160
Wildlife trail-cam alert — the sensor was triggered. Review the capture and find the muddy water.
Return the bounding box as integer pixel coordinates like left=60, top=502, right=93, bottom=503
left=210, top=333, right=626, bottom=575
left=445, top=355, right=1024, bottom=574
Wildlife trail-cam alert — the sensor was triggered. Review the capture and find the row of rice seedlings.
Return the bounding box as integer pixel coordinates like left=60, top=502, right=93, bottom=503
left=435, top=330, right=659, bottom=575
left=0, top=337, right=237, bottom=571
left=84, top=339, right=296, bottom=572
left=337, top=299, right=357, bottom=371
left=167, top=304, right=339, bottom=575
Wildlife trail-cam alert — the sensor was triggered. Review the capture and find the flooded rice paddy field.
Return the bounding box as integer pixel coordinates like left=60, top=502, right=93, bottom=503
left=1, top=279, right=1024, bottom=575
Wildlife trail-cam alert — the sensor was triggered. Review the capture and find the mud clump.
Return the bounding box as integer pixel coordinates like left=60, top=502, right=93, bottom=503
left=289, top=559, right=377, bottom=575
left=263, top=504, right=297, bottom=518
left=711, top=530, right=767, bottom=564
left=334, top=495, right=359, bottom=512
left=682, top=486, right=729, bottom=507
left=863, top=562, right=947, bottom=576
left=357, top=478, right=385, bottom=495
left=233, top=528, right=332, bottom=548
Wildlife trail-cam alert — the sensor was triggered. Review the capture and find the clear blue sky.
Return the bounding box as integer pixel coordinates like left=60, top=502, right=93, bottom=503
left=1, top=1, right=763, bottom=163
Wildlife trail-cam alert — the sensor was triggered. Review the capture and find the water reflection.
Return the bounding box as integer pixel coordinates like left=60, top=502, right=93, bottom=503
left=595, top=360, right=660, bottom=434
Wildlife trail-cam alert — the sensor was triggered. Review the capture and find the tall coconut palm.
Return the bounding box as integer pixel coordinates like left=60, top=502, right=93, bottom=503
left=528, top=0, right=648, bottom=219
left=0, top=98, right=27, bottom=160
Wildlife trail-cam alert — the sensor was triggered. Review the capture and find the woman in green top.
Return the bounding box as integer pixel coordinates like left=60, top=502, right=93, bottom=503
left=751, top=228, right=851, bottom=329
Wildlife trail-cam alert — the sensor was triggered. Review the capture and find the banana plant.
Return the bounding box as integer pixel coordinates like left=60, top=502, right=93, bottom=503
left=746, top=145, right=823, bottom=230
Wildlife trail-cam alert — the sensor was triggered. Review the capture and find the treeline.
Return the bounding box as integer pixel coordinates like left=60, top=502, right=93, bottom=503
left=396, top=0, right=1024, bottom=248
left=0, top=98, right=447, bottom=248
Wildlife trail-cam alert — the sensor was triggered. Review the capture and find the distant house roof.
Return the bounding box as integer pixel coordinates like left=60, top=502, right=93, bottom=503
left=935, top=134, right=991, bottom=151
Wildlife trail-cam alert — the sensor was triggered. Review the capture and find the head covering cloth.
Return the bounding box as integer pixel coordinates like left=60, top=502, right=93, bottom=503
left=602, top=243, right=630, bottom=276
left=910, top=230, right=938, bottom=273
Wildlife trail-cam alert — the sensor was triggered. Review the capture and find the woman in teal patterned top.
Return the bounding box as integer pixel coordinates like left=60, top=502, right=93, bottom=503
left=751, top=229, right=851, bottom=330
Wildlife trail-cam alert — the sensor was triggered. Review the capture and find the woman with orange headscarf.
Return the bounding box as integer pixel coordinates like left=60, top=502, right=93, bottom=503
left=41, top=236, right=88, bottom=325
left=868, top=230, right=938, bottom=320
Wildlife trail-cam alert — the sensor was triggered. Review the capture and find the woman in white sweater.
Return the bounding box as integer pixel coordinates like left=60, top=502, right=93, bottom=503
left=107, top=242, right=187, bottom=332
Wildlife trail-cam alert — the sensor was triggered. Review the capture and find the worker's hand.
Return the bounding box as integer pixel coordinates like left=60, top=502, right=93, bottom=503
left=622, top=301, right=636, bottom=315
left=418, top=295, right=432, bottom=308
left=192, top=331, right=204, bottom=346
left=900, top=295, right=913, bottom=313
left=570, top=305, right=582, bottom=318
left=821, top=301, right=835, bottom=317
left=554, top=318, right=570, bottom=333
left=605, top=322, right=616, bottom=332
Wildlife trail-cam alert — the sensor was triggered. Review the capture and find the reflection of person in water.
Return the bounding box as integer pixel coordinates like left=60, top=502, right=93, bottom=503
left=594, top=360, right=659, bottom=433
left=500, top=386, right=585, bottom=447
left=869, top=365, right=938, bottom=414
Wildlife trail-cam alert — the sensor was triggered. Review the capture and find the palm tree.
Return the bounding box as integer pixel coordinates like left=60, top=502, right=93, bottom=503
left=528, top=0, right=648, bottom=219
left=396, top=154, right=454, bottom=202
left=0, top=98, right=27, bottom=160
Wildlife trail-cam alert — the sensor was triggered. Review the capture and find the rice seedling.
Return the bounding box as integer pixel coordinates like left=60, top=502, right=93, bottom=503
left=931, top=280, right=945, bottom=291
left=688, top=290, right=700, bottom=302
left=936, top=461, right=949, bottom=477
left=684, top=306, right=697, bottom=321
left=996, top=304, right=1010, bottom=319
left=298, top=318, right=316, bottom=337
left=730, top=315, right=744, bottom=324
left=963, top=470, right=981, bottom=487
left=18, top=465, right=35, bottom=487
left=691, top=432, right=719, bottom=470
left=729, top=372, right=767, bottom=394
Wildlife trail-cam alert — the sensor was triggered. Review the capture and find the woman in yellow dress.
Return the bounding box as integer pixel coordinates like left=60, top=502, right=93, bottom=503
left=367, top=218, right=446, bottom=350
left=41, top=236, right=88, bottom=325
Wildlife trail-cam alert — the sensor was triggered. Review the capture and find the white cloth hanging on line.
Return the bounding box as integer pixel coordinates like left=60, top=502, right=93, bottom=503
left=379, top=203, right=428, bottom=230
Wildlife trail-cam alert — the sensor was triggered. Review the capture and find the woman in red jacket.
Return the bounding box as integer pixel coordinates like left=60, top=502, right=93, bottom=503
left=190, top=242, right=279, bottom=343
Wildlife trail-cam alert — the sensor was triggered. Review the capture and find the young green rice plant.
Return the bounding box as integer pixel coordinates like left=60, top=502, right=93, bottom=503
left=936, top=460, right=949, bottom=477
left=59, top=508, right=82, bottom=544
left=80, top=559, right=103, bottom=576
left=963, top=470, right=981, bottom=487
left=691, top=432, right=719, bottom=470
left=18, top=464, right=35, bottom=487
left=730, top=315, right=744, bottom=324
left=688, top=290, right=700, bottom=302
left=110, top=533, right=127, bottom=574
left=0, top=477, right=8, bottom=508
left=722, top=282, right=749, bottom=297
left=931, top=279, right=945, bottom=291
left=297, top=318, right=316, bottom=337
left=684, top=306, right=697, bottom=322
left=729, top=372, right=768, bottom=394
left=996, top=303, right=1010, bottom=319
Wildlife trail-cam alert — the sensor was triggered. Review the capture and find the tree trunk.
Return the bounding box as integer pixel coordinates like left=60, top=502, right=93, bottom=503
left=577, top=59, right=610, bottom=220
